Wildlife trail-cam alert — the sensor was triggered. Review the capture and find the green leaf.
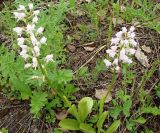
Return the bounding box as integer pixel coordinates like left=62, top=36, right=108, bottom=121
left=117, top=90, right=130, bottom=102
left=69, top=0, right=75, bottom=9
left=126, top=120, right=135, bottom=131
left=30, top=92, right=48, bottom=116
left=105, top=120, right=120, bottom=133
left=97, top=111, right=108, bottom=131
left=68, top=104, right=79, bottom=121
left=78, top=67, right=89, bottom=78
left=54, top=69, right=73, bottom=84
left=59, top=119, right=80, bottom=130
left=78, top=97, right=93, bottom=122
left=132, top=117, right=146, bottom=124
left=141, top=106, right=160, bottom=115
left=155, top=83, right=160, bottom=98
left=123, top=99, right=132, bottom=117
left=80, top=123, right=96, bottom=133
left=110, top=106, right=122, bottom=119
left=10, top=76, right=32, bottom=100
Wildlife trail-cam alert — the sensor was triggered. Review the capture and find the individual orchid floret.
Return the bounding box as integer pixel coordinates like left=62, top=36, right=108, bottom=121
left=26, top=24, right=35, bottom=34
left=24, top=63, right=32, bottom=68
left=18, top=5, right=25, bottom=11
left=13, top=27, right=23, bottom=36
left=104, top=59, right=112, bottom=67
left=33, top=10, right=40, bottom=16
left=28, top=3, right=34, bottom=10
left=45, top=54, right=54, bottom=63
left=32, top=16, right=38, bottom=24
left=32, top=57, right=38, bottom=68
left=37, top=27, right=44, bottom=34
left=104, top=26, right=138, bottom=72
left=13, top=12, right=26, bottom=21
left=17, top=37, right=25, bottom=45
left=33, top=46, right=40, bottom=56
left=40, top=37, right=47, bottom=44
left=20, top=49, right=29, bottom=60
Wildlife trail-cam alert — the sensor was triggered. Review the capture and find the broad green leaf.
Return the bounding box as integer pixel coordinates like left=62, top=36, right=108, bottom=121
left=68, top=104, right=80, bottom=121
left=80, top=123, right=96, bottom=133
left=30, top=92, right=48, bottom=116
left=59, top=119, right=80, bottom=130
left=78, top=97, right=93, bottom=122
left=97, top=111, right=108, bottom=131
left=105, top=120, right=120, bottom=133
left=132, top=117, right=146, bottom=124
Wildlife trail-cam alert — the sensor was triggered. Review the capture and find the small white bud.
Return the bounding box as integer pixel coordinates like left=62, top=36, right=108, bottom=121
left=32, top=16, right=38, bottom=24
left=40, top=36, right=47, bottom=44
left=28, top=3, right=34, bottom=10
left=111, top=38, right=120, bottom=45
left=33, top=10, right=40, bottom=16
left=32, top=57, right=38, bottom=68
left=34, top=46, right=40, bottom=56
left=116, top=31, right=123, bottom=38
left=13, top=27, right=23, bottom=36
left=106, top=49, right=116, bottom=58
left=17, top=37, right=24, bottom=45
left=24, top=63, right=32, bottom=68
left=124, top=39, right=129, bottom=45
left=115, top=66, right=120, bottom=72
left=128, top=48, right=136, bottom=55
left=45, top=54, right=54, bottom=63
left=113, top=58, right=119, bottom=65
left=26, top=24, right=35, bottom=34
left=37, top=27, right=44, bottom=34
left=129, top=26, right=135, bottom=32
left=122, top=27, right=127, bottom=33
left=13, top=12, right=26, bottom=21
left=18, top=5, right=25, bottom=11
left=104, top=59, right=112, bottom=67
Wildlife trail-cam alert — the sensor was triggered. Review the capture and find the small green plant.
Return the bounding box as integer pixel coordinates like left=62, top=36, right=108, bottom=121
left=0, top=128, right=8, bottom=133
left=0, top=1, right=77, bottom=119
left=59, top=97, right=120, bottom=133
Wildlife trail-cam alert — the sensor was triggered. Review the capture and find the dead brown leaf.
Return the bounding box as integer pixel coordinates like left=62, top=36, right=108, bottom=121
left=141, top=45, right=152, bottom=53
left=135, top=47, right=150, bottom=68
left=67, top=45, right=76, bottom=52
left=56, top=110, right=68, bottom=120
left=112, top=17, right=123, bottom=27
left=95, top=89, right=112, bottom=103
left=84, top=46, right=95, bottom=52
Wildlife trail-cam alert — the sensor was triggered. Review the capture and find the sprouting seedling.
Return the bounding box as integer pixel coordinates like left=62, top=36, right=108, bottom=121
left=104, top=26, right=138, bottom=72
left=13, top=3, right=54, bottom=69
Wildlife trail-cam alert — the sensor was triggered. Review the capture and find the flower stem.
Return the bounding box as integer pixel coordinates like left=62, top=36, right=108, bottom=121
left=99, top=72, right=117, bottom=117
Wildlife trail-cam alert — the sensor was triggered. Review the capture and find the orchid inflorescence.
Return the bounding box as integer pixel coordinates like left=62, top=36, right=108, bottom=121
left=13, top=3, right=54, bottom=69
left=104, top=26, right=138, bottom=72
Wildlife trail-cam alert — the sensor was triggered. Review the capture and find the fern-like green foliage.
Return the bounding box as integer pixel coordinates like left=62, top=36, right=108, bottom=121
left=30, top=91, right=48, bottom=116
left=0, top=46, right=32, bottom=99
left=141, top=106, right=160, bottom=115
left=38, top=0, right=68, bottom=61
left=0, top=4, right=16, bottom=37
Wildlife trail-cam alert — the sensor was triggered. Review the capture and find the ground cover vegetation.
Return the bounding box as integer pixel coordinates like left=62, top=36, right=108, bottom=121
left=0, top=0, right=160, bottom=133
